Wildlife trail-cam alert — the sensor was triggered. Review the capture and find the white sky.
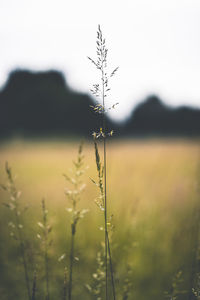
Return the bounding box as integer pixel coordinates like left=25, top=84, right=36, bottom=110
left=1, top=0, right=200, bottom=121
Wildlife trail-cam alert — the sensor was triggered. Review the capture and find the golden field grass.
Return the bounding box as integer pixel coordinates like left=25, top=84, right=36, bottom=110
left=0, top=138, right=200, bottom=300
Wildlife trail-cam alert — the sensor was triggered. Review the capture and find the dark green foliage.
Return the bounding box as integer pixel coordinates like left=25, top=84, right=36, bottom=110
left=0, top=70, right=114, bottom=138
left=125, top=95, right=200, bottom=136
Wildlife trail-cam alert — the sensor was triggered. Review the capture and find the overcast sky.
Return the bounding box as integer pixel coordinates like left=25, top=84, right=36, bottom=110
left=1, top=0, right=200, bottom=120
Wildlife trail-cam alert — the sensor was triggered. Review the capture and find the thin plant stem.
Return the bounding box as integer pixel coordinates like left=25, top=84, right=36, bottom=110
left=68, top=227, right=75, bottom=300
left=65, top=143, right=86, bottom=300
left=2, top=163, right=31, bottom=300
left=42, top=200, right=50, bottom=300
left=31, top=271, right=37, bottom=300
left=107, top=231, right=116, bottom=300
left=101, top=41, right=116, bottom=300
left=88, top=25, right=118, bottom=300
left=102, top=60, right=108, bottom=300
left=14, top=207, right=31, bottom=300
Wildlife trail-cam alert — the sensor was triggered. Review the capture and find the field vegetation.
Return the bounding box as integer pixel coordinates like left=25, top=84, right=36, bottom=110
left=0, top=138, right=199, bottom=299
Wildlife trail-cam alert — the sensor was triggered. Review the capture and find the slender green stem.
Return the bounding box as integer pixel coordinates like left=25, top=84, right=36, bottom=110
left=107, top=232, right=116, bottom=300
left=14, top=208, right=31, bottom=300
left=42, top=200, right=50, bottom=300
left=101, top=60, right=109, bottom=299
left=89, top=25, right=117, bottom=299
left=44, top=248, right=50, bottom=300
left=104, top=137, right=108, bottom=300
left=65, top=144, right=85, bottom=300
left=31, top=271, right=37, bottom=300
left=68, top=226, right=75, bottom=300
left=101, top=46, right=116, bottom=299
left=5, top=164, right=31, bottom=300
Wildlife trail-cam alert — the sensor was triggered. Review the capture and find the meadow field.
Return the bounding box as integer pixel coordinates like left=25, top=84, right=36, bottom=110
left=0, top=138, right=200, bottom=300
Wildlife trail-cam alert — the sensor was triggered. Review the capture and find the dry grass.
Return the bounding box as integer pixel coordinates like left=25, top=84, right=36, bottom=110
left=0, top=138, right=199, bottom=299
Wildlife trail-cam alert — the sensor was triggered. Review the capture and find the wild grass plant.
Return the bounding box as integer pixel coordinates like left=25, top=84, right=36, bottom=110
left=63, top=141, right=88, bottom=300
left=0, top=140, right=200, bottom=299
left=86, top=242, right=105, bottom=299
left=0, top=143, right=88, bottom=300
left=88, top=24, right=119, bottom=300
left=164, top=271, right=187, bottom=300
left=37, top=199, right=52, bottom=300
left=0, top=162, right=32, bottom=300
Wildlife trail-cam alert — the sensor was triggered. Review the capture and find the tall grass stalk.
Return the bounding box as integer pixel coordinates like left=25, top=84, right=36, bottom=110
left=92, top=141, right=116, bottom=299
left=0, top=162, right=31, bottom=300
left=63, top=142, right=88, bottom=300
left=37, top=199, right=52, bottom=300
left=88, top=25, right=118, bottom=300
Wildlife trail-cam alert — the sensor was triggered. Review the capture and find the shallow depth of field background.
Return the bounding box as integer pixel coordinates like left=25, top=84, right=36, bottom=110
left=0, top=138, right=199, bottom=299
left=1, top=2, right=200, bottom=299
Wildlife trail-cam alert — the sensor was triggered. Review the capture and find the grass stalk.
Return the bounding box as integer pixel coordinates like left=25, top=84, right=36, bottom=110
left=88, top=25, right=118, bottom=300
left=102, top=54, right=109, bottom=300
left=42, top=199, right=50, bottom=300
left=1, top=162, right=31, bottom=300
left=107, top=231, right=116, bottom=300
left=15, top=206, right=31, bottom=300
left=63, top=142, right=87, bottom=300
left=37, top=199, right=52, bottom=300
left=68, top=227, right=75, bottom=300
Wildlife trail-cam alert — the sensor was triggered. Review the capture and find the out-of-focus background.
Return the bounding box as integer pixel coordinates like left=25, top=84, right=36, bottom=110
left=1, top=1, right=200, bottom=299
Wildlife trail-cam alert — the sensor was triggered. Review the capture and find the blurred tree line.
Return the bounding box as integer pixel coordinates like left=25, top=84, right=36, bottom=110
left=0, top=69, right=200, bottom=138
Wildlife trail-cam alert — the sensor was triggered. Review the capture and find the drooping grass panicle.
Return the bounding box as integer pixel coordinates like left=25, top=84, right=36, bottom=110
left=1, top=162, right=31, bottom=300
